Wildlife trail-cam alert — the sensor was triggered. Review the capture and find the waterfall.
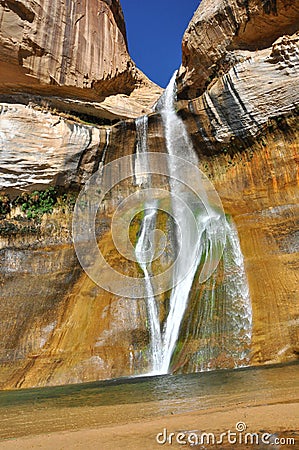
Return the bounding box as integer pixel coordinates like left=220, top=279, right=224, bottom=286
left=222, top=220, right=252, bottom=363
left=98, top=128, right=111, bottom=175
left=134, top=116, right=163, bottom=373
left=134, top=116, right=149, bottom=187
left=134, top=72, right=252, bottom=375
left=157, top=72, right=227, bottom=373
left=185, top=219, right=252, bottom=373
left=157, top=72, right=202, bottom=372
left=135, top=205, right=163, bottom=372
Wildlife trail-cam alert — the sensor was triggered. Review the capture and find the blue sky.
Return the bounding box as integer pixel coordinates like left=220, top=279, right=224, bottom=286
left=121, top=1, right=200, bottom=88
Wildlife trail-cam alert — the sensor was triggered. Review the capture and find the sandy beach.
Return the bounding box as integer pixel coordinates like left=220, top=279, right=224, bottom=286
left=0, top=401, right=298, bottom=449
left=0, top=363, right=298, bottom=449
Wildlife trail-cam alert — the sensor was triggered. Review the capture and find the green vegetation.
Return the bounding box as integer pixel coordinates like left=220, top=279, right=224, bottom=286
left=130, top=210, right=145, bottom=248
left=13, top=187, right=58, bottom=219
left=0, top=188, right=78, bottom=236
left=9, top=187, right=77, bottom=220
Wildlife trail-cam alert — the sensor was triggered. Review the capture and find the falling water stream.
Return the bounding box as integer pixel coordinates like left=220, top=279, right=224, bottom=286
left=134, top=72, right=252, bottom=375
left=134, top=116, right=163, bottom=372
left=98, top=128, right=111, bottom=175
left=134, top=116, right=149, bottom=187
left=135, top=205, right=163, bottom=372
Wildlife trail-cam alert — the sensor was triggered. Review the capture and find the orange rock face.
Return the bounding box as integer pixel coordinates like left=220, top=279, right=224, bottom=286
left=202, top=117, right=299, bottom=366
left=1, top=0, right=128, bottom=87
left=0, top=0, right=161, bottom=119
left=174, top=0, right=299, bottom=369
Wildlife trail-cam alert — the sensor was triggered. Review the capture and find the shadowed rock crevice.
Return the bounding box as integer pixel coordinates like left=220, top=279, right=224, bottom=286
left=1, top=0, right=35, bottom=22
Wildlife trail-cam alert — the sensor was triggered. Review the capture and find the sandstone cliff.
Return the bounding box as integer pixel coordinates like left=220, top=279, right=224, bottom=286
left=173, top=0, right=299, bottom=371
left=178, top=0, right=299, bottom=99
left=0, top=0, right=161, bottom=119
left=0, top=103, right=101, bottom=193
left=178, top=33, right=299, bottom=152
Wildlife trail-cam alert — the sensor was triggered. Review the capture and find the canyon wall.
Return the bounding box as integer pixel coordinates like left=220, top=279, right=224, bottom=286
left=177, top=0, right=299, bottom=99
left=0, top=0, right=298, bottom=388
left=0, top=0, right=161, bottom=119
left=173, top=0, right=299, bottom=369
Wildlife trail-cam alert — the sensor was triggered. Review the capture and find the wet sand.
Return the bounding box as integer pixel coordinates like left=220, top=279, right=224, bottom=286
left=0, top=401, right=298, bottom=449
left=0, top=363, right=298, bottom=449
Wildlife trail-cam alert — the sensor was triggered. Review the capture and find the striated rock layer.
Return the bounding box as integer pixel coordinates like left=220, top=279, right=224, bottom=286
left=172, top=0, right=299, bottom=370
left=178, top=0, right=299, bottom=99
left=0, top=0, right=162, bottom=119
left=179, top=33, right=299, bottom=151
left=0, top=103, right=100, bottom=193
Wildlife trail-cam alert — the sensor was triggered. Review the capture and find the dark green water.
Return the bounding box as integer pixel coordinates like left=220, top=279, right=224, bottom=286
left=0, top=361, right=298, bottom=411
